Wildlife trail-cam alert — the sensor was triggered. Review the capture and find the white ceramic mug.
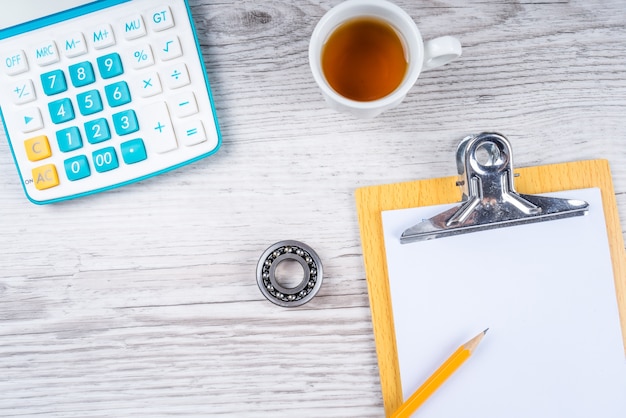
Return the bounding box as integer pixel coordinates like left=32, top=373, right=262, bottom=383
left=309, top=0, right=462, bottom=118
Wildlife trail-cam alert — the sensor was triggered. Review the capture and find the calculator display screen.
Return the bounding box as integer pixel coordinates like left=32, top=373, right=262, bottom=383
left=0, top=1, right=98, bottom=30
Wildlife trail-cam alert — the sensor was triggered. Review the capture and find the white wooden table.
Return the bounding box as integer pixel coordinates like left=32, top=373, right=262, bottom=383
left=1, top=1, right=625, bottom=416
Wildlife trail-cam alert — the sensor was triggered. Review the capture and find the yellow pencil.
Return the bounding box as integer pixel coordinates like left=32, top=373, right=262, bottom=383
left=391, top=329, right=489, bottom=418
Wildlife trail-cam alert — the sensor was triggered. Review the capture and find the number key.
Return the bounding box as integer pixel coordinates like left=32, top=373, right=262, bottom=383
left=40, top=69, right=67, bottom=95
left=68, top=61, right=95, bottom=88
left=112, top=109, right=139, bottom=136
left=48, top=98, right=75, bottom=124
left=77, top=89, right=103, bottom=116
left=84, top=118, right=111, bottom=144
left=104, top=81, right=131, bottom=107
left=92, top=147, right=119, bottom=173
left=64, top=155, right=91, bottom=181
left=56, top=126, right=83, bottom=152
left=96, top=52, right=123, bottom=79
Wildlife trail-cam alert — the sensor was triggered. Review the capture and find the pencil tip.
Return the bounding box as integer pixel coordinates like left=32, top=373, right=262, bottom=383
left=483, top=328, right=489, bottom=334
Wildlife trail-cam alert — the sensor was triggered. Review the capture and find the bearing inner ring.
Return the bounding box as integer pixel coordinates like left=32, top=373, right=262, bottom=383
left=256, top=240, right=323, bottom=307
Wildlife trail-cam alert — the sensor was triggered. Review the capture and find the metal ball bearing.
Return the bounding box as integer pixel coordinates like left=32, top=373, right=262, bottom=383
left=256, top=240, right=323, bottom=307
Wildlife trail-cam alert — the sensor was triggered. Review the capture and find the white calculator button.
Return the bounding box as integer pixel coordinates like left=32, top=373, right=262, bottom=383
left=148, top=6, right=175, bottom=32
left=121, top=15, right=147, bottom=40
left=62, top=33, right=88, bottom=58
left=141, top=102, right=178, bottom=153
left=163, top=63, right=190, bottom=89
left=128, top=44, right=154, bottom=69
left=8, top=79, right=36, bottom=105
left=178, top=120, right=206, bottom=146
left=2, top=50, right=29, bottom=75
left=17, top=107, right=43, bottom=133
left=90, top=24, right=116, bottom=49
left=170, top=92, right=198, bottom=118
left=33, top=41, right=59, bottom=66
left=135, top=72, right=162, bottom=97
left=156, top=36, right=182, bottom=61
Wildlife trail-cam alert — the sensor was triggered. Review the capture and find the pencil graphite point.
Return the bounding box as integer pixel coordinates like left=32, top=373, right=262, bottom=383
left=483, top=328, right=489, bottom=334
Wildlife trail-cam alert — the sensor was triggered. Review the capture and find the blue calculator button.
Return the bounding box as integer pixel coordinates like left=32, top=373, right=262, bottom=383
left=48, top=98, right=75, bottom=124
left=76, top=89, right=103, bottom=116
left=68, top=61, right=95, bottom=88
left=84, top=118, right=111, bottom=144
left=40, top=70, right=67, bottom=96
left=104, top=81, right=131, bottom=107
left=56, top=126, right=83, bottom=152
left=92, top=147, right=119, bottom=173
left=64, top=155, right=91, bottom=181
left=121, top=138, right=147, bottom=164
left=112, top=109, right=139, bottom=136
left=97, top=53, right=123, bottom=79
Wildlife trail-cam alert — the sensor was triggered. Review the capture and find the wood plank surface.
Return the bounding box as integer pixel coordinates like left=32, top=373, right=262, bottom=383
left=1, top=1, right=625, bottom=416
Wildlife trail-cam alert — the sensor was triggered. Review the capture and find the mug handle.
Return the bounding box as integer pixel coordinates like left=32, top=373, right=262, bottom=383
left=422, top=36, right=462, bottom=71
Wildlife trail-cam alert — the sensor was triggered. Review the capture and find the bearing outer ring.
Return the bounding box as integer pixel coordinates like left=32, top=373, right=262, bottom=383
left=256, top=240, right=323, bottom=307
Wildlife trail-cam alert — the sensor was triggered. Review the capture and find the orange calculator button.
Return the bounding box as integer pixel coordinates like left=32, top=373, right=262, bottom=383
left=24, top=135, right=52, bottom=161
left=32, top=164, right=59, bottom=190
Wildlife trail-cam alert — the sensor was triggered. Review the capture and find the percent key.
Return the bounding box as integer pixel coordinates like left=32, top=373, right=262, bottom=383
left=131, top=45, right=154, bottom=69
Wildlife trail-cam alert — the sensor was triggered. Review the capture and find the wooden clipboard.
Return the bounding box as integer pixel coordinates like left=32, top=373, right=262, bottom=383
left=355, top=159, right=626, bottom=417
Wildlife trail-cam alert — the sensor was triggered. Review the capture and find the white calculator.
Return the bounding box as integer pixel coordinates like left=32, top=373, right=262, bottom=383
left=0, top=0, right=221, bottom=204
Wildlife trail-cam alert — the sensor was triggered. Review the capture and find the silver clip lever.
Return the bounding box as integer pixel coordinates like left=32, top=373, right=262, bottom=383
left=400, top=132, right=589, bottom=244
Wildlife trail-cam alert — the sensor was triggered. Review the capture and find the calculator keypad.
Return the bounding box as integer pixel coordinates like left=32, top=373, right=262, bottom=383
left=0, top=0, right=220, bottom=202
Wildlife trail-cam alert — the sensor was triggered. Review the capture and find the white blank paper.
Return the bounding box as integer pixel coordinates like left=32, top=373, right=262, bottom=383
left=382, top=188, right=626, bottom=417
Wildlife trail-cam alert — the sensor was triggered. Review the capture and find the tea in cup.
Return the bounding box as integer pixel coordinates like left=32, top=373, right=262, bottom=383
left=309, top=0, right=462, bottom=118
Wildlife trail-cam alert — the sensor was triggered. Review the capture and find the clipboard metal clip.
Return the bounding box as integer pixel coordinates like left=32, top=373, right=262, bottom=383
left=401, top=132, right=589, bottom=244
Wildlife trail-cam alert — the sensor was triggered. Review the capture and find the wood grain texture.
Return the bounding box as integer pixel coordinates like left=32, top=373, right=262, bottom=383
left=1, top=1, right=625, bottom=416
